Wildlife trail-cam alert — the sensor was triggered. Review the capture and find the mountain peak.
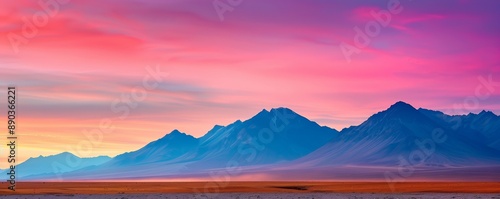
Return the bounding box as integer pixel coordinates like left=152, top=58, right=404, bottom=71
left=208, top=125, right=224, bottom=132
left=170, top=129, right=183, bottom=135
left=478, top=110, right=497, bottom=117
left=270, top=107, right=293, bottom=112
left=390, top=101, right=414, bottom=109
left=366, top=101, right=419, bottom=121
left=248, top=109, right=271, bottom=121
left=159, top=129, right=192, bottom=140
left=248, top=107, right=302, bottom=122
left=28, top=152, right=75, bottom=161
left=385, top=101, right=417, bottom=113
left=51, top=152, right=76, bottom=158
left=257, top=108, right=270, bottom=115
left=201, top=125, right=226, bottom=140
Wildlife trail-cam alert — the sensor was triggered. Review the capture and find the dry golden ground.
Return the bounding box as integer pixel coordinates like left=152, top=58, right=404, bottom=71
left=0, top=182, right=499, bottom=195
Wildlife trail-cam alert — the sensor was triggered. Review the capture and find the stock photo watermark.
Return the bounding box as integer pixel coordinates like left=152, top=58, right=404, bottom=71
left=339, top=0, right=404, bottom=63
left=384, top=128, right=448, bottom=192
left=7, top=0, right=70, bottom=54
left=213, top=0, right=243, bottom=21
left=384, top=73, right=500, bottom=191
left=193, top=109, right=296, bottom=199
left=6, top=87, right=17, bottom=191
left=50, top=65, right=168, bottom=181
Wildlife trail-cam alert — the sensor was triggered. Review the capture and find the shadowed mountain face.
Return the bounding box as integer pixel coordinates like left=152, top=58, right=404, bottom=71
left=292, top=102, right=500, bottom=167
left=178, top=108, right=339, bottom=170
left=419, top=108, right=500, bottom=151
left=106, top=108, right=338, bottom=169
left=107, top=130, right=199, bottom=166
left=20, top=102, right=500, bottom=181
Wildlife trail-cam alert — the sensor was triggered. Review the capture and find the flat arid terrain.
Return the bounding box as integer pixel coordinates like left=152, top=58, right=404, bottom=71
left=1, top=182, right=499, bottom=198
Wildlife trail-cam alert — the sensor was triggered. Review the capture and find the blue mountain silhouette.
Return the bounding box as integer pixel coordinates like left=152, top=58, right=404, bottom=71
left=19, top=102, right=500, bottom=181
left=2, top=152, right=110, bottom=179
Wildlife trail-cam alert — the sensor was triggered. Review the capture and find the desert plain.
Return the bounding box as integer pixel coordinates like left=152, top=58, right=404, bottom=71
left=0, top=182, right=499, bottom=198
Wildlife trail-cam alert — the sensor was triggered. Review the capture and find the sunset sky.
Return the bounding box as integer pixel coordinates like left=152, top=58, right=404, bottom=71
left=1, top=0, right=499, bottom=167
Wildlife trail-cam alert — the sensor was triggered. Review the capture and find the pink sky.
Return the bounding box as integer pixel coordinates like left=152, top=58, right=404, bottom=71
left=1, top=0, right=499, bottom=166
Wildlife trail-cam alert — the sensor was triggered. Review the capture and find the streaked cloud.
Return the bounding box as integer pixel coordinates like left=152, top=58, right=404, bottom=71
left=0, top=0, right=499, bottom=166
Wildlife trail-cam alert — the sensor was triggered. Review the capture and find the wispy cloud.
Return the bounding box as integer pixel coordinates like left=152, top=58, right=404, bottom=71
left=1, top=0, right=499, bottom=165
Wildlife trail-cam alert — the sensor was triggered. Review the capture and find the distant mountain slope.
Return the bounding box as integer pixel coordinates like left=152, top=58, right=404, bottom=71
left=418, top=108, right=500, bottom=151
left=106, top=130, right=199, bottom=166
left=294, top=102, right=500, bottom=167
left=9, top=152, right=110, bottom=178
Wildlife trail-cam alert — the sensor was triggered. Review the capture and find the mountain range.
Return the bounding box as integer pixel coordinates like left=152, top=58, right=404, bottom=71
left=0, top=152, right=110, bottom=179
left=12, top=101, right=500, bottom=181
